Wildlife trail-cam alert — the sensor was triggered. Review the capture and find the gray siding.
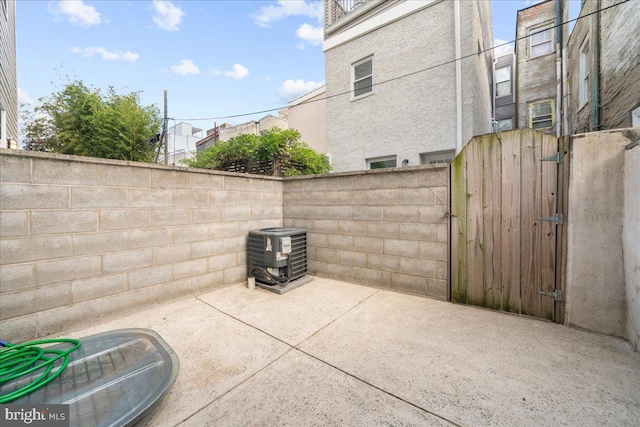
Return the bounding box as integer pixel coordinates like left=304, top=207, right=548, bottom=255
left=0, top=0, right=18, bottom=147
left=494, top=53, right=516, bottom=125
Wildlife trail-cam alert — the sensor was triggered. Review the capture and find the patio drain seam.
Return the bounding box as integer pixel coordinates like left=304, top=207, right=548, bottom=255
left=295, top=348, right=462, bottom=427
left=292, top=288, right=382, bottom=348
left=194, top=293, right=462, bottom=427
left=175, top=346, right=296, bottom=427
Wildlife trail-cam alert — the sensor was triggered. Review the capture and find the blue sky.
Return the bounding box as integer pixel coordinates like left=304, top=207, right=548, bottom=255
left=17, top=0, right=581, bottom=135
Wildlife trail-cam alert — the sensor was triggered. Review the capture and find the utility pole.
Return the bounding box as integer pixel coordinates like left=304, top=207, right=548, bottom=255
left=163, top=90, right=168, bottom=165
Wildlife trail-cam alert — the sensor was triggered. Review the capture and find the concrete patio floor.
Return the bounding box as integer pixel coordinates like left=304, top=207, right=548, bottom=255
left=61, top=277, right=640, bottom=426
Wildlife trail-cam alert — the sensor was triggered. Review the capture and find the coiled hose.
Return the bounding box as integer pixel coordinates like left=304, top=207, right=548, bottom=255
left=0, top=338, right=81, bottom=403
left=249, top=255, right=292, bottom=285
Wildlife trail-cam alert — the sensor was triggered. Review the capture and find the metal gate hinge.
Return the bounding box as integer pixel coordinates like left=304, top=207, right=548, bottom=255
left=539, top=213, right=563, bottom=225
left=541, top=151, right=564, bottom=163
left=538, top=289, right=562, bottom=302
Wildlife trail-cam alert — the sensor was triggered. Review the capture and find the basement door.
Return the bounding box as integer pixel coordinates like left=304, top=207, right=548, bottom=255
left=449, top=129, right=566, bottom=322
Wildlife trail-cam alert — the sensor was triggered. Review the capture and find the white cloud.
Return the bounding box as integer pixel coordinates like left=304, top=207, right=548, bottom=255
left=18, top=88, right=35, bottom=105
left=209, top=67, right=223, bottom=77
left=171, top=59, right=200, bottom=76
left=153, top=0, right=185, bottom=32
left=296, top=23, right=323, bottom=46
left=71, top=46, right=139, bottom=61
left=52, top=0, right=101, bottom=27
left=224, top=64, right=250, bottom=80
left=254, top=0, right=322, bottom=28
left=278, top=79, right=325, bottom=100
left=494, top=38, right=514, bottom=56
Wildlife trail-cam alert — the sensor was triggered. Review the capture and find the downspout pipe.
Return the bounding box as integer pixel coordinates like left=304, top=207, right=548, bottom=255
left=555, top=0, right=563, bottom=137
left=454, top=0, right=463, bottom=154
left=593, top=0, right=601, bottom=130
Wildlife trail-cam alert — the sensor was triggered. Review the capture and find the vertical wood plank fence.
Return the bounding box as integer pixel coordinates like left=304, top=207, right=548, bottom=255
left=451, top=129, right=565, bottom=321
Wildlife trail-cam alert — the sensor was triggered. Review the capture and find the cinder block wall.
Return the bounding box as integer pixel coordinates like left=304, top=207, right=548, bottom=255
left=283, top=166, right=449, bottom=298
left=0, top=149, right=283, bottom=342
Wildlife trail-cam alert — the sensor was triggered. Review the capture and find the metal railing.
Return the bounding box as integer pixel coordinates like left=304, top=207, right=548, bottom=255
left=325, top=0, right=373, bottom=28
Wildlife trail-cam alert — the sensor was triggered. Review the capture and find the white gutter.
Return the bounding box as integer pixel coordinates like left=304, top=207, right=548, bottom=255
left=454, top=0, right=463, bottom=154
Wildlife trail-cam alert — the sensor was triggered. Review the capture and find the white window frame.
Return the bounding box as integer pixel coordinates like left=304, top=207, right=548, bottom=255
left=496, top=118, right=513, bottom=132
left=352, top=56, right=373, bottom=99
left=366, top=155, right=396, bottom=170
left=579, top=37, right=590, bottom=108
left=529, top=24, right=554, bottom=58
left=0, top=108, right=6, bottom=148
left=495, top=65, right=512, bottom=98
left=420, top=150, right=455, bottom=165
left=632, top=107, right=640, bottom=127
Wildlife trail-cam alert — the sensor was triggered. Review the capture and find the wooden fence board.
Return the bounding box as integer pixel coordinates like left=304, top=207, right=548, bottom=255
left=500, top=132, right=521, bottom=314
left=450, top=129, right=560, bottom=321
left=521, top=130, right=545, bottom=318
left=451, top=147, right=467, bottom=303
left=540, top=133, right=558, bottom=320
left=482, top=133, right=502, bottom=310
left=466, top=137, right=485, bottom=306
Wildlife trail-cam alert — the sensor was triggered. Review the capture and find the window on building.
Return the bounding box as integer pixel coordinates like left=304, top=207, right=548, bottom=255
left=579, top=38, right=590, bottom=107
left=367, top=155, right=396, bottom=169
left=353, top=57, right=373, bottom=98
left=496, top=119, right=513, bottom=132
left=495, top=65, right=511, bottom=97
left=632, top=107, right=640, bottom=127
left=420, top=150, right=455, bottom=165
left=529, top=100, right=554, bottom=130
left=0, top=109, right=5, bottom=147
left=529, top=25, right=553, bottom=58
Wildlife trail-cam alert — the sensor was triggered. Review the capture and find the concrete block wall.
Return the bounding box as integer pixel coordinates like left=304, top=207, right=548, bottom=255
left=283, top=166, right=449, bottom=299
left=0, top=149, right=283, bottom=342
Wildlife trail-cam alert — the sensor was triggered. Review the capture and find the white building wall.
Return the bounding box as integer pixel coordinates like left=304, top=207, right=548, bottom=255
left=167, top=122, right=202, bottom=166
left=288, top=86, right=328, bottom=154
left=325, top=0, right=491, bottom=172
left=0, top=0, right=18, bottom=148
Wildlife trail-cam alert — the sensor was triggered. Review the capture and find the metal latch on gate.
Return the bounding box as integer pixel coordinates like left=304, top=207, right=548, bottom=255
left=541, top=151, right=564, bottom=163
left=538, top=289, right=562, bottom=302
left=539, top=213, right=563, bottom=225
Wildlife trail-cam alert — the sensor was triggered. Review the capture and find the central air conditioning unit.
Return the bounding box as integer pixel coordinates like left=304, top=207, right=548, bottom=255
left=248, top=228, right=307, bottom=287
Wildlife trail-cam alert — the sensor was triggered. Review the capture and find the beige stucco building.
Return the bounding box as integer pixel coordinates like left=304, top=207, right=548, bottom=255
left=324, top=0, right=494, bottom=172
left=287, top=85, right=327, bottom=154
left=196, top=115, right=289, bottom=152
left=0, top=0, right=18, bottom=149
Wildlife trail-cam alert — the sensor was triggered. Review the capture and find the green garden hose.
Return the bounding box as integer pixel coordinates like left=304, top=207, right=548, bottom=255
left=0, top=338, right=81, bottom=403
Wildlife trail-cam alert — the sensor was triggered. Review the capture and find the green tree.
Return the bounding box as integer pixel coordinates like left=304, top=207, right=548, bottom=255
left=183, top=128, right=331, bottom=176
left=22, top=81, right=161, bottom=162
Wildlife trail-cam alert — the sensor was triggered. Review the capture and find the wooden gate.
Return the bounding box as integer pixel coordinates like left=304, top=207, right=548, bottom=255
left=450, top=129, right=567, bottom=321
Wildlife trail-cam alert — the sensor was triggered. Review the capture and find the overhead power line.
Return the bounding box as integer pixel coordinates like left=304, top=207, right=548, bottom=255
left=174, top=0, right=630, bottom=123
